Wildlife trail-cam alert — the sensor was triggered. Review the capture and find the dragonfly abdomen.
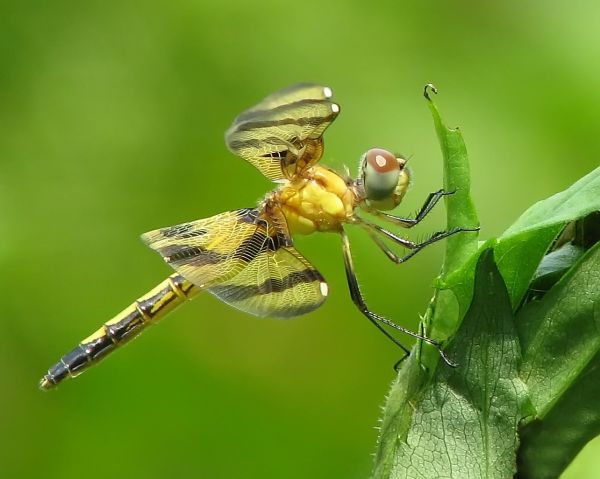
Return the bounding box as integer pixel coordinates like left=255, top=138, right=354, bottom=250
left=39, top=274, right=198, bottom=390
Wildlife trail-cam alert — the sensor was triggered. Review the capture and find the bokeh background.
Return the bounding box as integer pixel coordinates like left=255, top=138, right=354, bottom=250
left=1, top=1, right=599, bottom=478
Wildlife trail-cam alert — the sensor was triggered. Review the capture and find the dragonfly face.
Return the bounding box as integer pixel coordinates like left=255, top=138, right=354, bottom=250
left=40, top=83, right=477, bottom=389
left=358, top=148, right=411, bottom=212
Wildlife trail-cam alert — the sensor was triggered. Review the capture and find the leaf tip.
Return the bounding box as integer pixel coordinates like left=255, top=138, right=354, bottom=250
left=424, top=83, right=438, bottom=100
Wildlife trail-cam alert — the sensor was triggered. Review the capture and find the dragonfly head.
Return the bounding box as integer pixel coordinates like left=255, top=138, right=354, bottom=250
left=357, top=148, right=410, bottom=211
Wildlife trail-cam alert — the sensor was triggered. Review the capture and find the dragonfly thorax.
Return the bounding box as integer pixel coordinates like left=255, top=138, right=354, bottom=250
left=275, top=166, right=358, bottom=235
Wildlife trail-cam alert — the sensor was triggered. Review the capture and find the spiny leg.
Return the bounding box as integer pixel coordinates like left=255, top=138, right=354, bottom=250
left=362, top=225, right=460, bottom=264
left=363, top=227, right=418, bottom=264
left=373, top=189, right=455, bottom=228
left=360, top=219, right=479, bottom=264
left=392, top=321, right=428, bottom=371
left=340, top=229, right=456, bottom=367
left=340, top=229, right=409, bottom=357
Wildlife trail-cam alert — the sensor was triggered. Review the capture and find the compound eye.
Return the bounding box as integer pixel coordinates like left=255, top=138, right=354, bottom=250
left=365, top=148, right=398, bottom=173
left=361, top=148, right=402, bottom=202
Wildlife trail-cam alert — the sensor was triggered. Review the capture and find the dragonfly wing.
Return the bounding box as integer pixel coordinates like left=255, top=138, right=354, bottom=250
left=207, top=237, right=327, bottom=318
left=234, top=83, right=334, bottom=119
left=142, top=207, right=327, bottom=318
left=225, top=83, right=340, bottom=181
left=142, top=208, right=260, bottom=288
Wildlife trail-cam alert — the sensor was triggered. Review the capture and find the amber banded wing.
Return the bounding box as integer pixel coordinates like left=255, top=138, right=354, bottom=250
left=141, top=208, right=328, bottom=318
left=234, top=83, right=335, bottom=120
left=225, top=83, right=340, bottom=181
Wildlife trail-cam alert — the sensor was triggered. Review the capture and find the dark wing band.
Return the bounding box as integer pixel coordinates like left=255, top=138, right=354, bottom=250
left=142, top=207, right=327, bottom=318
left=225, top=84, right=340, bottom=181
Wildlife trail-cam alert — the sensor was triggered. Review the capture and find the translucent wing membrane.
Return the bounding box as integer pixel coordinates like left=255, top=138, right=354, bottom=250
left=142, top=208, right=327, bottom=318
left=235, top=83, right=334, bottom=119
left=142, top=209, right=260, bottom=288
left=209, top=240, right=327, bottom=318
left=225, top=83, right=340, bottom=181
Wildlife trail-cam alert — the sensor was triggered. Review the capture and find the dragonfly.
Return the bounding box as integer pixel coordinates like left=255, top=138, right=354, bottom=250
left=39, top=83, right=476, bottom=390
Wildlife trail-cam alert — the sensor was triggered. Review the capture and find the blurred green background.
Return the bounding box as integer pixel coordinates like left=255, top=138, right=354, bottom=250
left=1, top=1, right=599, bottom=478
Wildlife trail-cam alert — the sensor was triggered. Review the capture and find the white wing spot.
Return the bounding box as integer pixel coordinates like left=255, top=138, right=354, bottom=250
left=323, top=86, right=333, bottom=98
left=319, top=282, right=329, bottom=297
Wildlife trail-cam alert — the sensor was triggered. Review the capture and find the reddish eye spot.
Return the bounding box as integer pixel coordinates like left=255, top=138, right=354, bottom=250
left=366, top=148, right=398, bottom=173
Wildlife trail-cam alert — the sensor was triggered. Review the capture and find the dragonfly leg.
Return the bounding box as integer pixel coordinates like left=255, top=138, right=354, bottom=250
left=373, top=189, right=455, bottom=228
left=361, top=220, right=479, bottom=264
left=340, top=229, right=456, bottom=367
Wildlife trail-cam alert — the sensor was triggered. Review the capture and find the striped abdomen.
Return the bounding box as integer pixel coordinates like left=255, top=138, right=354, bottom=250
left=39, top=274, right=198, bottom=390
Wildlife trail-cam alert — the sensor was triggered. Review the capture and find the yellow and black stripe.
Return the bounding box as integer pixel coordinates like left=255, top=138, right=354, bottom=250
left=143, top=207, right=328, bottom=319
left=40, top=207, right=328, bottom=388
left=225, top=83, right=339, bottom=181
left=39, top=274, right=198, bottom=390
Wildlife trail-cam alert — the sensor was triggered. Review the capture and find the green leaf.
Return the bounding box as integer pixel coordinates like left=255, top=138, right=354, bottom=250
left=373, top=86, right=485, bottom=478
left=374, top=89, right=600, bottom=479
left=525, top=242, right=586, bottom=301
left=501, top=166, right=600, bottom=239
left=378, top=250, right=528, bottom=478
left=435, top=238, right=496, bottom=329
left=517, top=242, right=600, bottom=478
left=494, top=225, right=563, bottom=309
left=426, top=85, right=479, bottom=277
left=372, top=354, right=429, bottom=479
left=494, top=167, right=600, bottom=309
left=518, top=354, right=600, bottom=479
left=441, top=167, right=600, bottom=318
left=531, top=243, right=585, bottom=284
left=518, top=241, right=600, bottom=416
left=423, top=86, right=480, bottom=352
